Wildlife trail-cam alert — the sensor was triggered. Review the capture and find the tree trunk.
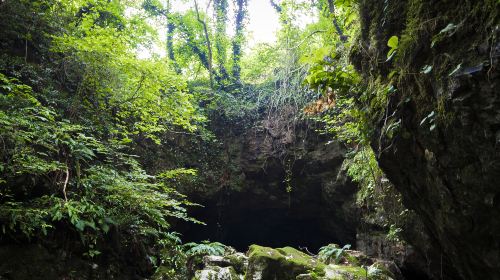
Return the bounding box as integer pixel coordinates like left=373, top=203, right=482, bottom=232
left=194, top=0, right=214, bottom=88
left=232, top=0, right=247, bottom=82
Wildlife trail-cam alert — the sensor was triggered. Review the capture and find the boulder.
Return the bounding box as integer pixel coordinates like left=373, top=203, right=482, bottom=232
left=185, top=248, right=248, bottom=280
left=324, top=264, right=367, bottom=279
left=193, top=266, right=242, bottom=280
left=225, top=253, right=248, bottom=274
left=245, top=245, right=325, bottom=280
left=203, top=255, right=233, bottom=267
left=202, top=253, right=248, bottom=275
left=189, top=245, right=397, bottom=280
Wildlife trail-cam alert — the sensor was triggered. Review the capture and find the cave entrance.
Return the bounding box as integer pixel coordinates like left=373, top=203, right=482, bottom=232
left=175, top=128, right=359, bottom=252
left=177, top=172, right=358, bottom=252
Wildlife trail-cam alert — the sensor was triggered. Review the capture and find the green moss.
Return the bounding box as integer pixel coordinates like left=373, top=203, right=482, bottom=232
left=226, top=253, right=247, bottom=274
left=358, top=0, right=500, bottom=138
left=246, top=246, right=392, bottom=280
left=247, top=245, right=283, bottom=261
left=343, top=253, right=360, bottom=267
left=246, top=245, right=326, bottom=280
left=277, top=247, right=325, bottom=271
left=396, top=0, right=424, bottom=68
left=325, top=264, right=367, bottom=280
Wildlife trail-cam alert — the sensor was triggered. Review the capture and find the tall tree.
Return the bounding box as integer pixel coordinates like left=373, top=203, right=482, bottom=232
left=194, top=0, right=214, bottom=88
left=165, top=1, right=182, bottom=74
left=232, top=0, right=247, bottom=82
left=142, top=0, right=181, bottom=73
left=214, top=0, right=230, bottom=81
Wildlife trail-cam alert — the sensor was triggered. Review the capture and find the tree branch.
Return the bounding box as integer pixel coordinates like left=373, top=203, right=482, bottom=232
left=194, top=0, right=214, bottom=88
left=287, top=30, right=327, bottom=50
left=269, top=0, right=282, bottom=13
left=62, top=166, right=69, bottom=202
left=232, top=0, right=247, bottom=82
left=326, top=0, right=348, bottom=42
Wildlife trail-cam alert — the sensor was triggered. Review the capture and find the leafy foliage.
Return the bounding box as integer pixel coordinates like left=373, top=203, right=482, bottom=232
left=300, top=5, right=409, bottom=241
left=0, top=72, right=199, bottom=247
left=184, top=240, right=228, bottom=276
left=50, top=0, right=204, bottom=143
left=153, top=232, right=189, bottom=279
left=183, top=240, right=226, bottom=257
left=318, top=244, right=351, bottom=264
left=0, top=0, right=205, bottom=268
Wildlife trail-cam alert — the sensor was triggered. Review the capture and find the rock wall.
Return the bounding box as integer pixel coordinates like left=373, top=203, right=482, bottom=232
left=353, top=0, right=500, bottom=279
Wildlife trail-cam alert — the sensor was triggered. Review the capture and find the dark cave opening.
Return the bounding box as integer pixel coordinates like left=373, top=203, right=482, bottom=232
left=177, top=181, right=358, bottom=253
left=179, top=204, right=345, bottom=253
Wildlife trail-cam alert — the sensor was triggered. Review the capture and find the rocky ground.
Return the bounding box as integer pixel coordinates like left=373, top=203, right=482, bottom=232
left=153, top=243, right=402, bottom=280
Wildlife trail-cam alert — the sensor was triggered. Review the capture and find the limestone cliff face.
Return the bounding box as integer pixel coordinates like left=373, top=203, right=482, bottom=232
left=353, top=0, right=500, bottom=279
left=179, top=108, right=359, bottom=251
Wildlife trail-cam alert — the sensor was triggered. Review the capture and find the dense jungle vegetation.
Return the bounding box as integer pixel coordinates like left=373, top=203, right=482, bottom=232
left=0, top=0, right=498, bottom=279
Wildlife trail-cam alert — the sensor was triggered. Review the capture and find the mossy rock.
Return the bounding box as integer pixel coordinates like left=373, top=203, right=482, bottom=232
left=324, top=264, right=367, bottom=280
left=193, top=266, right=241, bottom=280
left=245, top=245, right=325, bottom=280
left=225, top=253, right=248, bottom=274
left=201, top=253, right=248, bottom=275
left=343, top=253, right=360, bottom=267
left=298, top=264, right=375, bottom=280
left=296, top=273, right=322, bottom=280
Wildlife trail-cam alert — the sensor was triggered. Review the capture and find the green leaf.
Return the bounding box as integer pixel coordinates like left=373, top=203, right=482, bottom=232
left=101, top=223, right=110, bottom=233
left=421, top=65, right=433, bottom=74
left=449, top=63, right=462, bottom=76
left=439, top=23, right=458, bottom=35
left=386, top=50, right=396, bottom=61
left=75, top=220, right=85, bottom=232
left=86, top=221, right=97, bottom=230
left=388, top=70, right=398, bottom=79
left=420, top=117, right=427, bottom=126
left=386, top=36, right=399, bottom=61
left=420, top=111, right=435, bottom=126
left=387, top=36, right=399, bottom=49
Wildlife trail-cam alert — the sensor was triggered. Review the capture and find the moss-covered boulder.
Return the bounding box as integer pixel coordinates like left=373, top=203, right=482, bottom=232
left=245, top=245, right=325, bottom=280
left=201, top=253, right=248, bottom=275
left=323, top=264, right=367, bottom=279
left=225, top=253, right=248, bottom=274
left=193, top=266, right=242, bottom=280
left=153, top=244, right=396, bottom=280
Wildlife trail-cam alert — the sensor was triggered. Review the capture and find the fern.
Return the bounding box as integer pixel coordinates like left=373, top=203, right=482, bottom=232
left=183, top=240, right=226, bottom=257
left=318, top=244, right=351, bottom=264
